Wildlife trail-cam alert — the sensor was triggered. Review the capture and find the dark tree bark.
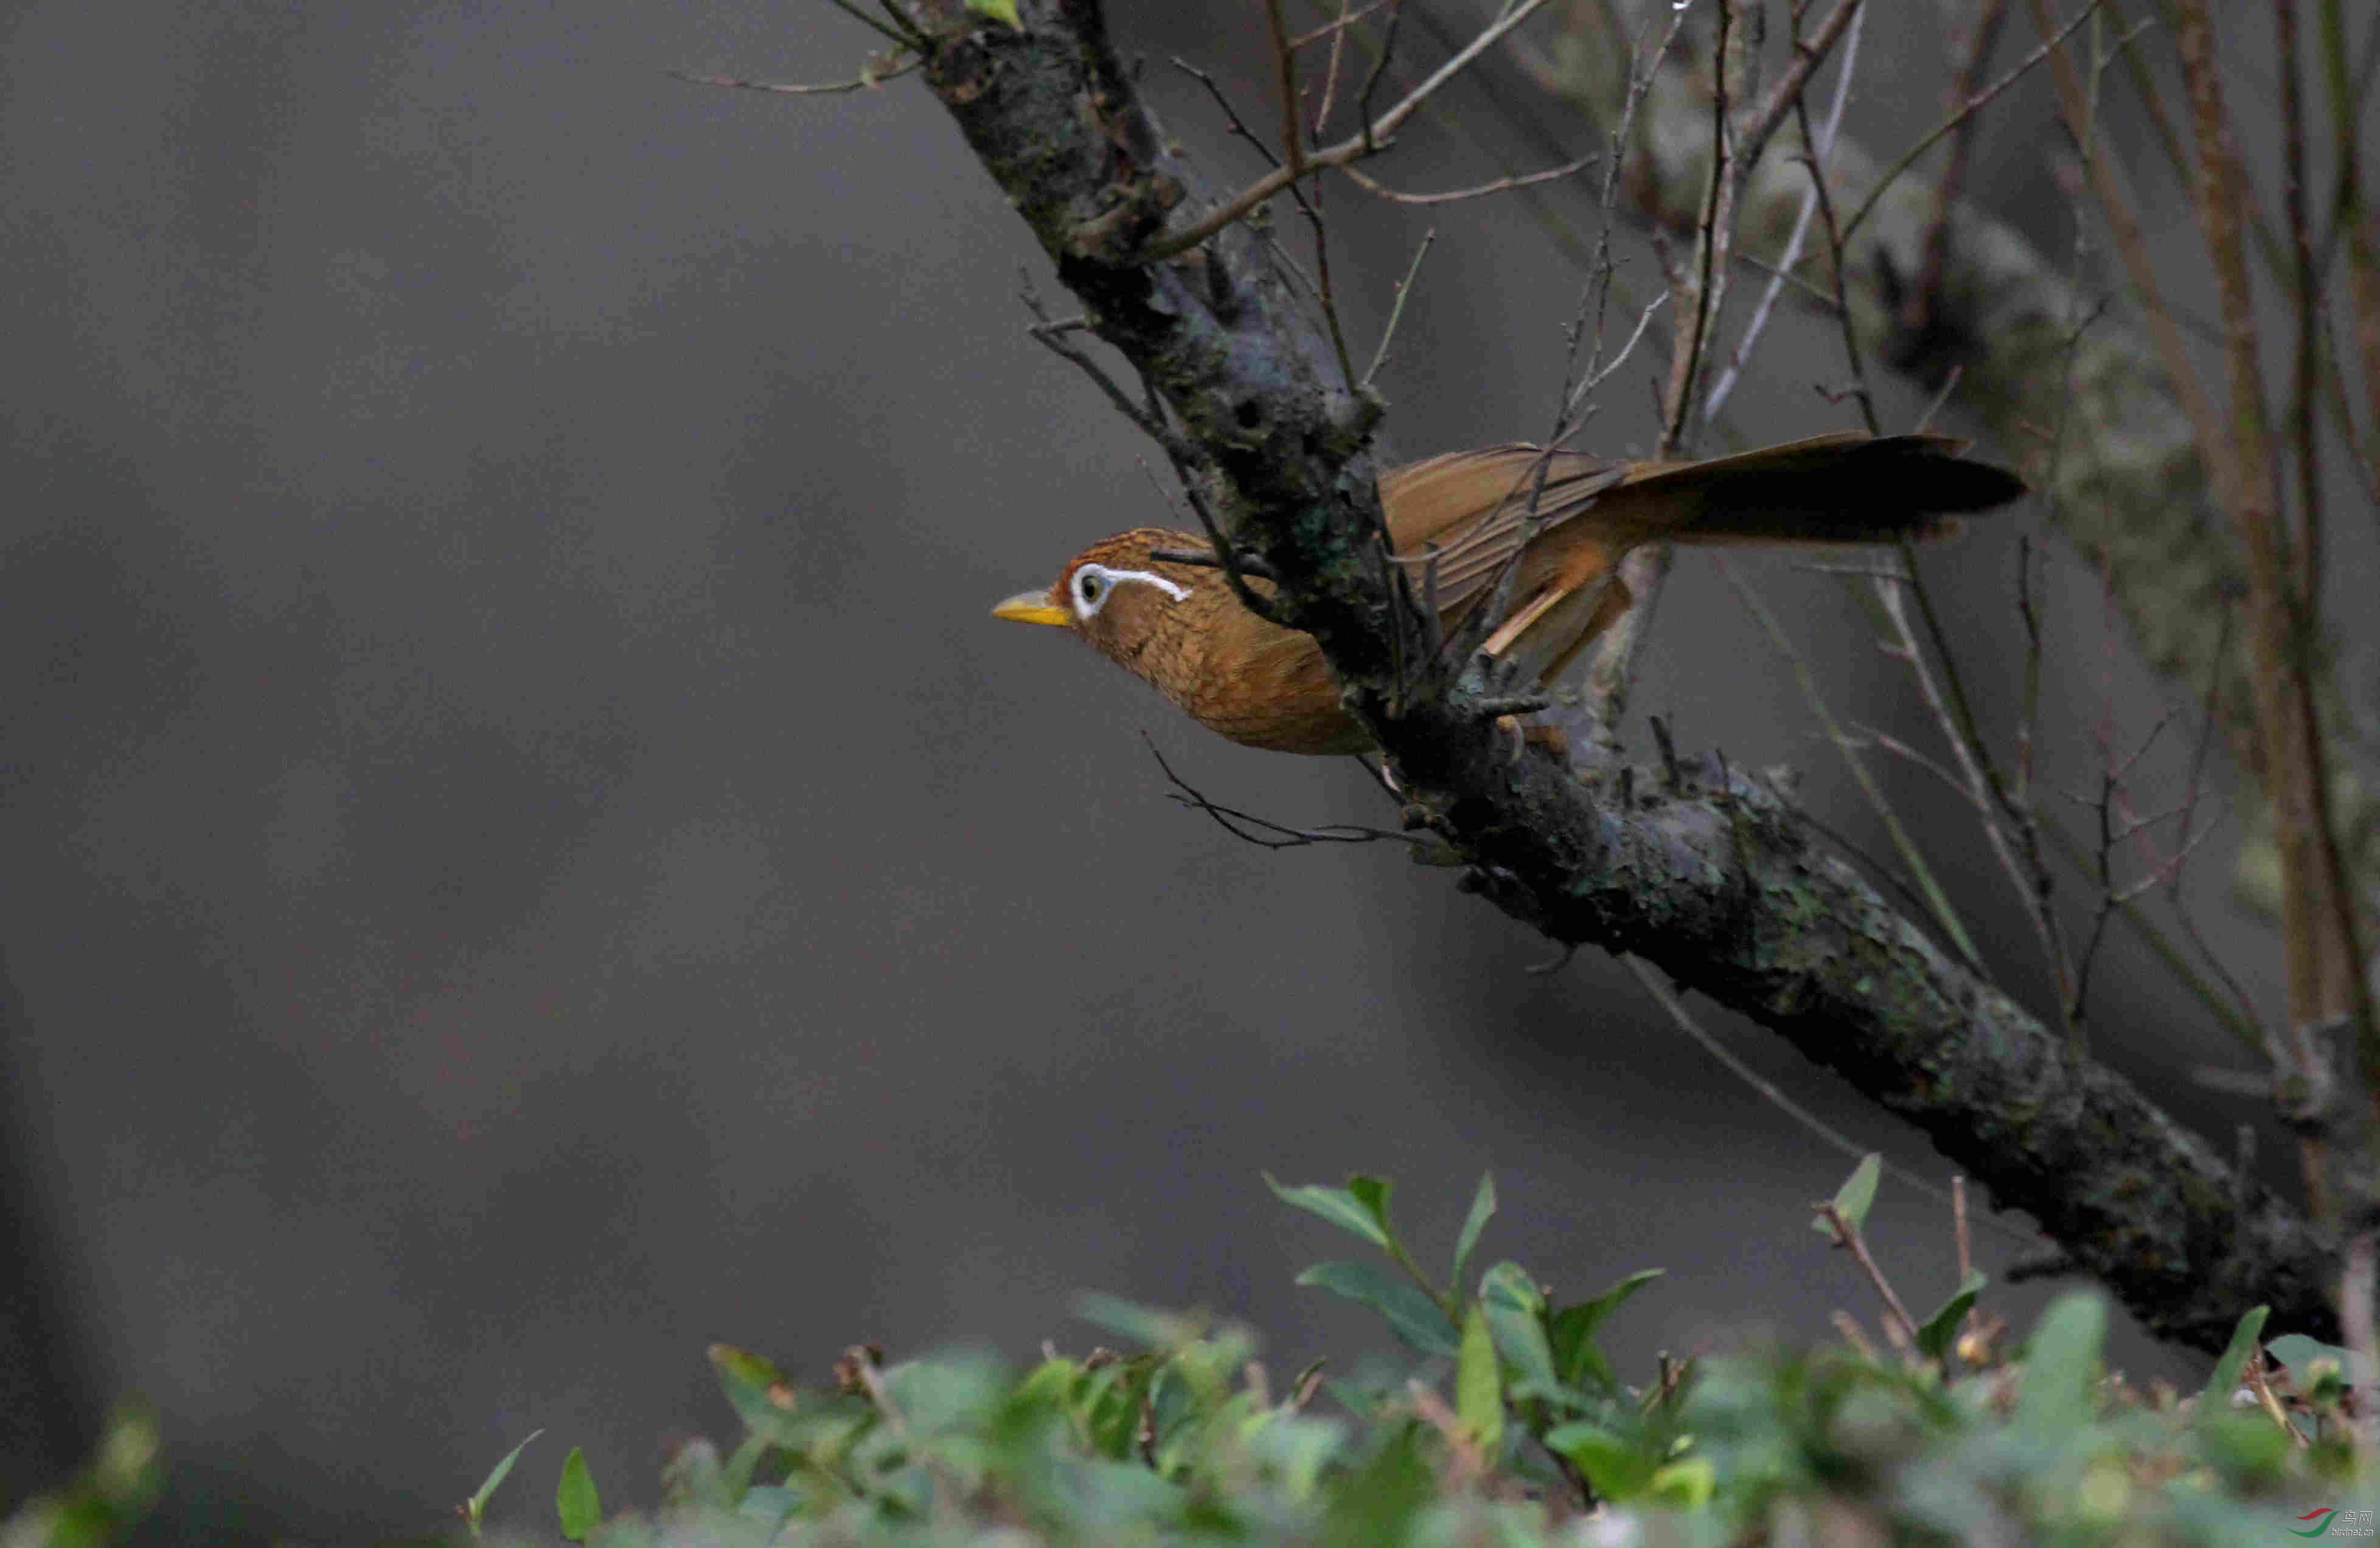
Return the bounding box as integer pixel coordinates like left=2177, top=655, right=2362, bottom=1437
left=891, top=0, right=2336, bottom=1354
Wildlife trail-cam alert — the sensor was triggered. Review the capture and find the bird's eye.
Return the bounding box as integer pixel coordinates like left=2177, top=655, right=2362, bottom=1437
left=1074, top=569, right=1107, bottom=610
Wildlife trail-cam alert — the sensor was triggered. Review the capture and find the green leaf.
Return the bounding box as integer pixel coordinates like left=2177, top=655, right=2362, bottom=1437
left=1915, top=1269, right=1989, bottom=1363
left=1478, top=1261, right=1559, bottom=1398
left=1265, top=1173, right=1391, bottom=1249
left=1450, top=1173, right=1497, bottom=1290
left=1549, top=1269, right=1665, bottom=1392
left=1455, top=1300, right=1505, bottom=1455
left=1296, top=1261, right=1460, bottom=1354
left=1543, top=1421, right=1657, bottom=1501
left=1346, top=1175, right=1396, bottom=1242
left=2196, top=1305, right=2268, bottom=1425
left=1814, top=1154, right=1882, bottom=1236
left=719, top=1429, right=772, bottom=1502
left=555, top=1448, right=601, bottom=1542
left=1073, top=1292, right=1202, bottom=1350
left=464, top=1430, right=541, bottom=1532
left=2012, top=1291, right=2106, bottom=1437
left=1649, top=1456, right=1716, bottom=1510
left=708, top=1343, right=807, bottom=1447
left=964, top=0, right=1021, bottom=28
left=2264, top=1331, right=2368, bottom=1394
left=2197, top=1410, right=2294, bottom=1481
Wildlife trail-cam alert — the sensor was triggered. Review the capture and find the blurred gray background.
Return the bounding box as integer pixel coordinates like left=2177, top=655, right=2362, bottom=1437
left=0, top=0, right=2327, bottom=1538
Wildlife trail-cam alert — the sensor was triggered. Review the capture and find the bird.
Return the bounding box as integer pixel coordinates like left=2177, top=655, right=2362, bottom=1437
left=993, top=431, right=2027, bottom=756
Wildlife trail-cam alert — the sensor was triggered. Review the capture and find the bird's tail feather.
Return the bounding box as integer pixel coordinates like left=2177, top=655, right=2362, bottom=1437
left=1620, top=431, right=2028, bottom=546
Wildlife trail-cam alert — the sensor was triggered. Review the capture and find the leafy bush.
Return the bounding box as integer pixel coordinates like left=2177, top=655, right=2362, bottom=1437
left=11, top=1164, right=2372, bottom=1545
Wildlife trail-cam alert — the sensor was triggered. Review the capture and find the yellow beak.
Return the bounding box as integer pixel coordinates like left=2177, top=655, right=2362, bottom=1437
left=992, top=590, right=1071, bottom=627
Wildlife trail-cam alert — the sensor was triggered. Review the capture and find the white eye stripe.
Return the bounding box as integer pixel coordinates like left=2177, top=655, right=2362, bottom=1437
left=1070, top=562, right=1189, bottom=619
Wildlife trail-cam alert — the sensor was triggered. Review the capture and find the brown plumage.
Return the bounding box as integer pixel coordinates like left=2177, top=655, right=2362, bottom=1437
left=994, top=431, right=2027, bottom=755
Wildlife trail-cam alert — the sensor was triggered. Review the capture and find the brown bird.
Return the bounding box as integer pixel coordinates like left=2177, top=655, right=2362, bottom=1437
left=993, top=431, right=2025, bottom=755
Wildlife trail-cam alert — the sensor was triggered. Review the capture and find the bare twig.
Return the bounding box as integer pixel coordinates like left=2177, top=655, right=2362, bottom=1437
left=2312, top=0, right=2380, bottom=487
left=1360, top=226, right=1435, bottom=388
left=1020, top=282, right=1292, bottom=629
left=824, top=0, right=923, bottom=49
left=1404, top=1378, right=1488, bottom=1487
left=1831, top=1309, right=1884, bottom=1364
left=1172, top=49, right=1357, bottom=388
left=2246, top=1348, right=2311, bottom=1447
left=2156, top=604, right=2275, bottom=1062
left=1703, top=0, right=1867, bottom=422
left=1140, top=0, right=1559, bottom=263
left=2345, top=1229, right=2379, bottom=1458
left=1293, top=0, right=1394, bottom=54
left=1793, top=90, right=1877, bottom=428
left=1147, top=737, right=1424, bottom=851
left=1719, top=559, right=1988, bottom=971
left=1340, top=151, right=1596, bottom=206
left=666, top=57, right=919, bottom=96
left=1838, top=0, right=2101, bottom=244
left=2023, top=0, right=2230, bottom=505
left=1875, top=577, right=2076, bottom=1036
left=1818, top=1202, right=1923, bottom=1359
left=1899, top=0, right=2011, bottom=352
left=1632, top=961, right=2037, bottom=1243
left=2274, top=0, right=2323, bottom=611
left=1310, top=0, right=1357, bottom=136
left=2177, top=0, right=2379, bottom=1215
left=1729, top=0, right=1869, bottom=184
left=838, top=1344, right=959, bottom=1514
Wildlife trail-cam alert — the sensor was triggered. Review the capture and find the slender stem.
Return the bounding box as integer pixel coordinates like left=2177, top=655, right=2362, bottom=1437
left=1139, top=0, right=1558, bottom=263
left=1839, top=0, right=2100, bottom=243
left=2176, top=0, right=2379, bottom=1225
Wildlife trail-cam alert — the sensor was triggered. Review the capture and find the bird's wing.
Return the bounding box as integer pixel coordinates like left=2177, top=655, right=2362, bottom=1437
left=1378, top=444, right=1632, bottom=616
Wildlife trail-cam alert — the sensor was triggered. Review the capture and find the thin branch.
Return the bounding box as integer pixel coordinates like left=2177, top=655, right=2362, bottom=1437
left=2320, top=0, right=2380, bottom=486
left=1310, top=0, right=1358, bottom=134
left=1839, top=0, right=2103, bottom=244
left=2022, top=0, right=2230, bottom=505
left=1794, top=83, right=1880, bottom=433
left=2346, top=1229, right=2379, bottom=1459
left=2177, top=0, right=2380, bottom=1173
left=1876, top=577, right=2077, bottom=1037
left=1139, top=0, right=1558, bottom=263
left=1361, top=226, right=1436, bottom=389
left=1147, top=737, right=1424, bottom=851
left=1817, top=1202, right=1924, bottom=1358
left=1293, top=0, right=1394, bottom=54
left=1899, top=0, right=2013, bottom=351
left=1170, top=54, right=1357, bottom=386
left=2274, top=0, right=2323, bottom=608
left=1631, top=961, right=2038, bottom=1244
left=1719, top=558, right=1988, bottom=973
left=824, top=0, right=923, bottom=49
left=1562, top=292, right=1672, bottom=424
left=1703, top=0, right=1867, bottom=422
left=1018, top=283, right=1290, bottom=629
left=666, top=57, right=920, bottom=96
left=1730, top=0, right=1868, bottom=182
left=1340, top=150, right=1596, bottom=205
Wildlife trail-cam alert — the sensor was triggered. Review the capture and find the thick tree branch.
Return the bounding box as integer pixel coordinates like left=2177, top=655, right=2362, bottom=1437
left=896, top=0, right=2335, bottom=1352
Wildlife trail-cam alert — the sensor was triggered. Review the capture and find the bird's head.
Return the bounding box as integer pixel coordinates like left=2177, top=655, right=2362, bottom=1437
left=990, top=528, right=1214, bottom=675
